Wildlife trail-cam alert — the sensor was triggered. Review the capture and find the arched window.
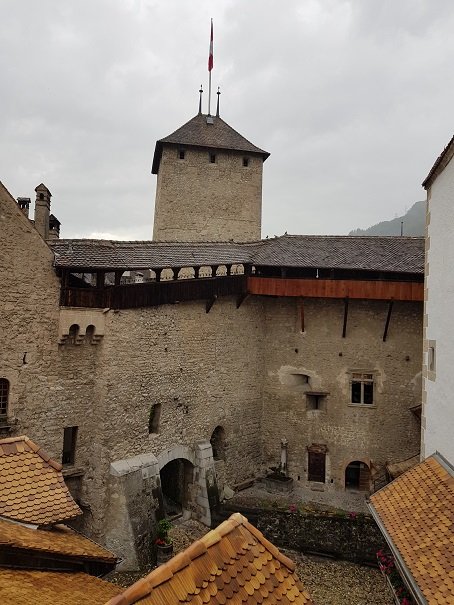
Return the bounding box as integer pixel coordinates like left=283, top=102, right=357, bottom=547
left=85, top=325, right=96, bottom=343
left=0, top=379, right=9, bottom=418
left=68, top=324, right=80, bottom=344
left=210, top=426, right=226, bottom=461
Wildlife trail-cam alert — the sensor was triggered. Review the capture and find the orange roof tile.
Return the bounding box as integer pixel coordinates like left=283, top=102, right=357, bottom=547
left=0, top=569, right=121, bottom=605
left=104, top=513, right=314, bottom=605
left=0, top=435, right=82, bottom=525
left=0, top=518, right=116, bottom=563
left=370, top=453, right=454, bottom=605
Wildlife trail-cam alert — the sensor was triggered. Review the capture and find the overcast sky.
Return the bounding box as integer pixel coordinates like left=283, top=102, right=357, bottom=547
left=1, top=0, right=453, bottom=239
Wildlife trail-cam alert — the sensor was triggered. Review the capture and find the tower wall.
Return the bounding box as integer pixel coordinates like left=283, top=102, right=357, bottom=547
left=153, top=146, right=263, bottom=242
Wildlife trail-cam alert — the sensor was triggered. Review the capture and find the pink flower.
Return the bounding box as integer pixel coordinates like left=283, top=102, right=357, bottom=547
left=289, top=504, right=297, bottom=513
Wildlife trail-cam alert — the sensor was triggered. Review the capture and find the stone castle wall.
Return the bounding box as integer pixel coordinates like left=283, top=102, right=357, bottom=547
left=261, top=297, right=422, bottom=489
left=153, top=146, right=263, bottom=242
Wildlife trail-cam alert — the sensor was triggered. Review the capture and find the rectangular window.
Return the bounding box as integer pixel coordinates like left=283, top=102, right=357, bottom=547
left=0, top=379, right=9, bottom=417
left=351, top=373, right=374, bottom=405
left=148, top=403, right=161, bottom=434
left=209, top=153, right=216, bottom=163
left=308, top=451, right=326, bottom=483
left=178, top=149, right=185, bottom=160
left=242, top=157, right=249, bottom=167
left=62, top=426, right=78, bottom=466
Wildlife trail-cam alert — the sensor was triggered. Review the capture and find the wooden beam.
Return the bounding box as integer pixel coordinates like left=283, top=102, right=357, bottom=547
left=114, top=271, right=122, bottom=286
left=247, top=277, right=423, bottom=302
left=342, top=298, right=349, bottom=338
left=383, top=300, right=394, bottom=342
left=236, top=293, right=248, bottom=309
left=206, top=295, right=217, bottom=314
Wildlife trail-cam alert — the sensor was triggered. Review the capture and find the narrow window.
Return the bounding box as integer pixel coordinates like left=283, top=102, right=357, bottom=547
left=148, top=403, right=161, bottom=434
left=0, top=379, right=9, bottom=418
left=242, top=157, right=249, bottom=167
left=62, top=427, right=78, bottom=466
left=210, top=426, right=226, bottom=461
left=210, top=153, right=216, bottom=164
left=68, top=324, right=80, bottom=344
left=308, top=451, right=326, bottom=483
left=179, top=149, right=185, bottom=160
left=351, top=373, right=374, bottom=405
left=428, top=343, right=436, bottom=372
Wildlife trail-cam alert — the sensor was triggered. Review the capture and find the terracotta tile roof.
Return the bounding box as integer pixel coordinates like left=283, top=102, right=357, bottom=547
left=369, top=453, right=454, bottom=604
left=152, top=114, right=269, bottom=173
left=0, top=435, right=82, bottom=525
left=50, top=235, right=424, bottom=275
left=0, top=518, right=116, bottom=563
left=104, top=513, right=313, bottom=605
left=0, top=569, right=121, bottom=605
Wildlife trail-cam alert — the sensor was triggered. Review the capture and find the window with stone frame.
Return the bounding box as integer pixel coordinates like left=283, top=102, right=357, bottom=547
left=0, top=379, right=9, bottom=418
left=350, top=372, right=374, bottom=405
left=62, top=426, right=78, bottom=466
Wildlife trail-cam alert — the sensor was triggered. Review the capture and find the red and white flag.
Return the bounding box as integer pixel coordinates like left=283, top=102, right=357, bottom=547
left=208, top=19, right=213, bottom=72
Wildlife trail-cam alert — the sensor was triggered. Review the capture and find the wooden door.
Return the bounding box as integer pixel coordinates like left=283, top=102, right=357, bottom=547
left=308, top=452, right=326, bottom=483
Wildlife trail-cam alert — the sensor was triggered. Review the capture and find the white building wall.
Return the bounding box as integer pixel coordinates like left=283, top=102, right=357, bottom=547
left=423, top=154, right=454, bottom=461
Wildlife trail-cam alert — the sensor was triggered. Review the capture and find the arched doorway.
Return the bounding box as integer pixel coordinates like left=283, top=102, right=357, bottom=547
left=345, top=461, right=371, bottom=491
left=160, top=458, right=194, bottom=519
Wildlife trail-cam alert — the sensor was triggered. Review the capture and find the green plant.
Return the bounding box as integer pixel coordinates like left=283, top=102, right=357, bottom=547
left=156, top=518, right=172, bottom=545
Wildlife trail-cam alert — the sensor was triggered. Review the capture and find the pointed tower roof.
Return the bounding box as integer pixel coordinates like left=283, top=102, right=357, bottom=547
left=152, top=113, right=269, bottom=173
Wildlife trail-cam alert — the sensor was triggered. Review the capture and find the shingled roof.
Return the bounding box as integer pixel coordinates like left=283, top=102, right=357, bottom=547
left=152, top=113, right=269, bottom=173
left=104, top=513, right=313, bottom=605
left=422, top=134, right=454, bottom=189
left=50, top=235, right=424, bottom=275
left=369, top=453, right=454, bottom=604
left=0, top=435, right=82, bottom=526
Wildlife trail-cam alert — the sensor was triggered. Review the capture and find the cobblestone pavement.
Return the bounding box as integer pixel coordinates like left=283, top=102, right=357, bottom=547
left=108, top=519, right=393, bottom=604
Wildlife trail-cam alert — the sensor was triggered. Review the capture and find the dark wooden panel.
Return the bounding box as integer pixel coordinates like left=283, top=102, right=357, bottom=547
left=61, top=276, right=247, bottom=309
left=247, top=277, right=423, bottom=301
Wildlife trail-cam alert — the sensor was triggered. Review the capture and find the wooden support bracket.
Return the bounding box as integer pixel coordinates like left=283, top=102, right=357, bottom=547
left=236, top=293, right=248, bottom=309
left=206, top=295, right=217, bottom=314
left=342, top=297, right=349, bottom=338
left=383, top=300, right=394, bottom=342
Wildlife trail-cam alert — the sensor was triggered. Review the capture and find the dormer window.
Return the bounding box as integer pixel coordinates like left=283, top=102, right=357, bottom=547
left=210, top=153, right=216, bottom=164
left=243, top=157, right=249, bottom=167
left=178, top=149, right=185, bottom=160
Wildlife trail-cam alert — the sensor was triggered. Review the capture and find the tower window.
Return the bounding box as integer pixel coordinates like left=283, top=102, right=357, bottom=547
left=62, top=426, right=78, bottom=466
left=351, top=372, right=374, bottom=405
left=0, top=379, right=9, bottom=418
left=243, top=157, right=249, bottom=167
left=209, top=153, right=216, bottom=164
left=148, top=403, right=161, bottom=434
left=178, top=149, right=185, bottom=160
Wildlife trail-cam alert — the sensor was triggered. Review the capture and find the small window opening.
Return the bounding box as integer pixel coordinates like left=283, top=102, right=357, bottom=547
left=428, top=345, right=436, bottom=372
left=179, top=149, right=185, bottom=160
left=210, top=426, right=226, bottom=461
left=209, top=153, right=216, bottom=164
left=148, top=403, right=161, bottom=434
left=0, top=379, right=9, bottom=418
left=306, top=394, right=325, bottom=411
left=39, top=193, right=44, bottom=200
left=85, top=325, right=95, bottom=343
left=242, top=157, right=249, bottom=167
left=62, top=426, right=78, bottom=466
left=68, top=324, right=80, bottom=344
left=351, top=372, right=374, bottom=405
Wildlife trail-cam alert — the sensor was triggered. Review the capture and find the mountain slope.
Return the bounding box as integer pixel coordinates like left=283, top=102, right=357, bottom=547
left=349, top=201, right=425, bottom=236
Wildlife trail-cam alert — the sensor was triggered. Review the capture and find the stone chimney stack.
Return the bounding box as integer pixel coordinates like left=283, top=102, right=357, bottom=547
left=17, top=197, right=31, bottom=218
left=48, top=214, right=61, bottom=240
left=34, top=183, right=52, bottom=240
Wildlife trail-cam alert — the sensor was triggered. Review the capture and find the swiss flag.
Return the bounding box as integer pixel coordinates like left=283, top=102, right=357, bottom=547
left=208, top=19, right=213, bottom=72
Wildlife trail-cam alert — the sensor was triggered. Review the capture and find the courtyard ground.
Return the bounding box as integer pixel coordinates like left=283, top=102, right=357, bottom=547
left=108, top=519, right=393, bottom=604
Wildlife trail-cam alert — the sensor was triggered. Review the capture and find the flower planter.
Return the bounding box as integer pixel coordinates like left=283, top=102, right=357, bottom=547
left=156, top=542, right=173, bottom=565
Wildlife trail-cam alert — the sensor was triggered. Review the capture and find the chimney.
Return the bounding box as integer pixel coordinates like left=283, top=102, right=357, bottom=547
left=17, top=197, right=31, bottom=218
left=48, top=214, right=61, bottom=240
left=34, top=183, right=52, bottom=239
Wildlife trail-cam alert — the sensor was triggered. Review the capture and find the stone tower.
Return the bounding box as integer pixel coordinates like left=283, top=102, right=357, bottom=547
left=34, top=183, right=52, bottom=240
left=152, top=113, right=269, bottom=242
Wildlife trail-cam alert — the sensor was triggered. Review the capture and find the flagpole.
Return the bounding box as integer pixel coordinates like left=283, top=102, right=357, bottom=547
left=208, top=18, right=213, bottom=115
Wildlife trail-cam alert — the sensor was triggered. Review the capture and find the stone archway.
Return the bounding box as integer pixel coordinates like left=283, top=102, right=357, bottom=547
left=345, top=460, right=371, bottom=491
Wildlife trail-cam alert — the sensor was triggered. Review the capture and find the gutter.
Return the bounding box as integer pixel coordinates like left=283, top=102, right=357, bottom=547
left=367, top=502, right=428, bottom=605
